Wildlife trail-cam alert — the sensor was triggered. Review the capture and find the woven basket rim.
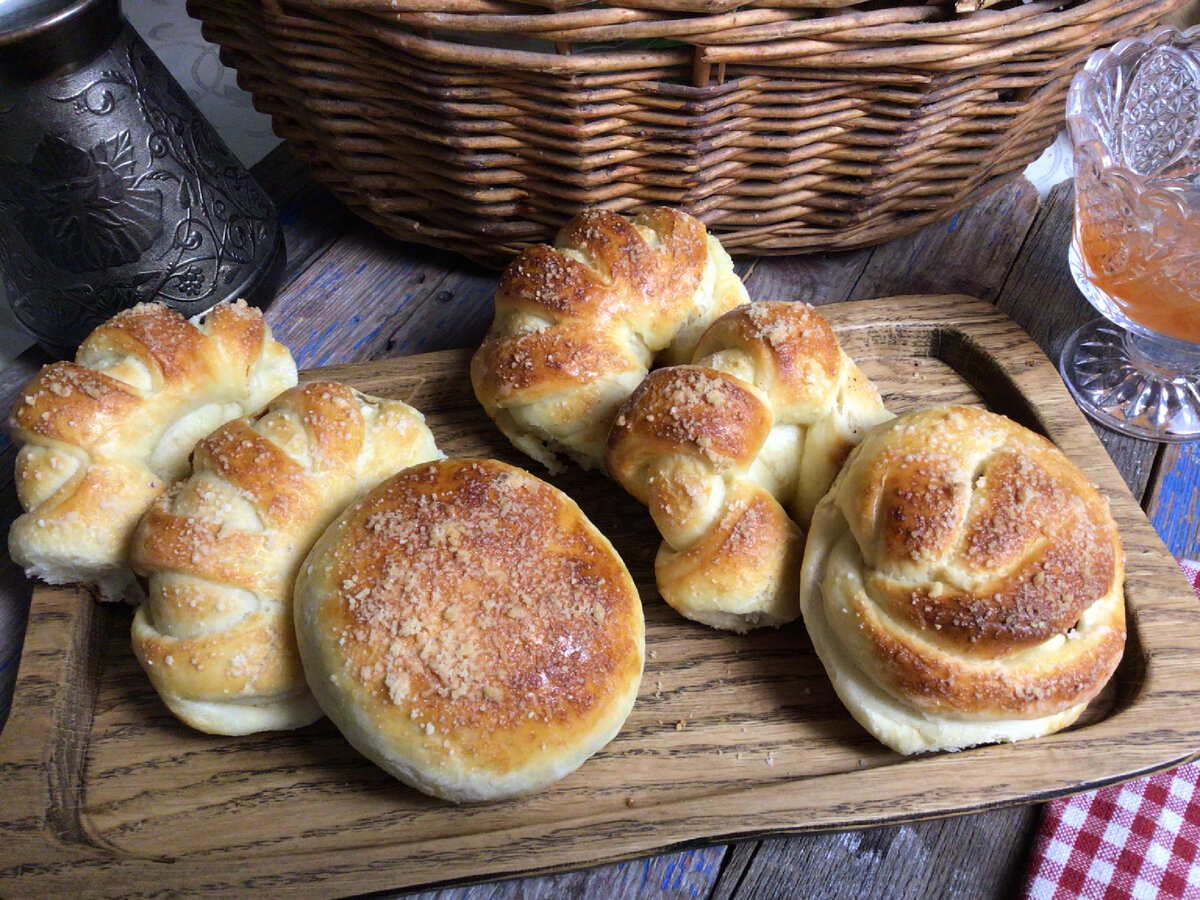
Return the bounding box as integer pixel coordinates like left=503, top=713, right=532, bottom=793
left=187, top=0, right=1183, bottom=265
left=255, top=0, right=1176, bottom=78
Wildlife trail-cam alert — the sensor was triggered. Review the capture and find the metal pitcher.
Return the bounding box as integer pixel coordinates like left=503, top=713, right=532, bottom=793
left=0, top=0, right=284, bottom=355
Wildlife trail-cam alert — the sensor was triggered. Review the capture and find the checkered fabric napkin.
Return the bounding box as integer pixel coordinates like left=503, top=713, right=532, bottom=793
left=1021, top=560, right=1200, bottom=900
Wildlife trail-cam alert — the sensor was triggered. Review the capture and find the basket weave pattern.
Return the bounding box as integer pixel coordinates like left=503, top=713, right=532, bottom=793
left=190, top=0, right=1182, bottom=265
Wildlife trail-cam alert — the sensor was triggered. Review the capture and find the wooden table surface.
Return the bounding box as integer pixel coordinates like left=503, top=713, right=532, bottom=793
left=1, top=141, right=1197, bottom=899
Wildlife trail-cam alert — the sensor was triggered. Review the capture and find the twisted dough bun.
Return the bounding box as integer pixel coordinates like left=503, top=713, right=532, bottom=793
left=605, top=301, right=892, bottom=632
left=799, top=405, right=1126, bottom=755
left=470, top=207, right=748, bottom=473
left=294, top=458, right=645, bottom=802
left=9, top=301, right=296, bottom=601
left=130, top=382, right=442, bottom=735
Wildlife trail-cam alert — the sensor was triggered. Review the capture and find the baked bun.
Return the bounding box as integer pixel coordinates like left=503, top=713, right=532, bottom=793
left=604, top=301, right=891, bottom=632
left=690, top=301, right=894, bottom=529
left=799, top=405, right=1126, bottom=755
left=470, top=207, right=748, bottom=473
left=129, top=382, right=442, bottom=735
left=294, top=458, right=645, bottom=802
left=8, top=301, right=296, bottom=601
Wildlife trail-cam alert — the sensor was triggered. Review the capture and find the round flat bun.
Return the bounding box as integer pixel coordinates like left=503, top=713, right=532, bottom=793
left=799, top=405, right=1125, bottom=755
left=294, top=458, right=645, bottom=802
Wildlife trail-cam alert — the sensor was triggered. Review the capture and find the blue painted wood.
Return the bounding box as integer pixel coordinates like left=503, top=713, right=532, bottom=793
left=1151, top=442, right=1200, bottom=561
left=265, top=232, right=494, bottom=372
left=403, top=846, right=726, bottom=900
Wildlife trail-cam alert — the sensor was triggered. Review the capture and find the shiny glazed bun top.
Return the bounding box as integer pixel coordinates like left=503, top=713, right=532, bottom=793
left=294, top=457, right=645, bottom=802
left=799, top=405, right=1126, bottom=755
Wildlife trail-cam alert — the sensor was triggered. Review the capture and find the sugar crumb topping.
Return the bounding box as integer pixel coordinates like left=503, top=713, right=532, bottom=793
left=326, top=461, right=638, bottom=736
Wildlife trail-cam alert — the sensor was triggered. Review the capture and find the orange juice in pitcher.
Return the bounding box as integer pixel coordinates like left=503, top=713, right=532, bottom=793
left=1073, top=150, right=1200, bottom=345
left=1061, top=25, right=1200, bottom=441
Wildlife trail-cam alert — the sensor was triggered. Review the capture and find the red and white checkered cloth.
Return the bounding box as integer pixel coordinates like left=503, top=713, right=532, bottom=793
left=1021, top=560, right=1200, bottom=900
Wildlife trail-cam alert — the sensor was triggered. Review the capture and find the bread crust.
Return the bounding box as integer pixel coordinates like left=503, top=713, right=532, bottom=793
left=8, top=301, right=296, bottom=600
left=294, top=458, right=645, bottom=802
left=799, top=405, right=1126, bottom=754
left=470, top=207, right=748, bottom=472
left=129, top=382, right=442, bottom=735
left=605, top=301, right=891, bottom=632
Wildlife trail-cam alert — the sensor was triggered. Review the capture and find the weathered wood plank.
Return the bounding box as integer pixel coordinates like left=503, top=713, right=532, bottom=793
left=851, top=180, right=1044, bottom=305
left=263, top=225, right=496, bottom=371
left=251, top=143, right=358, bottom=288
left=399, top=847, right=727, bottom=900
left=709, top=840, right=759, bottom=900
left=727, top=806, right=1039, bottom=900
left=737, top=179, right=1042, bottom=313
left=1147, top=443, right=1200, bottom=561
left=738, top=245, right=872, bottom=307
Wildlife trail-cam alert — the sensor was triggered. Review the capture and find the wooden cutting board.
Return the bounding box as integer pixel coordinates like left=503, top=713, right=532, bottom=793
left=3, top=294, right=1198, bottom=898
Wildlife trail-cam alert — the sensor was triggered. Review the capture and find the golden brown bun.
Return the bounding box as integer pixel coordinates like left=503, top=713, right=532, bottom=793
left=470, top=207, right=748, bottom=473
left=605, top=302, right=891, bottom=632
left=690, top=301, right=894, bottom=529
left=129, top=382, right=442, bottom=735
left=799, top=405, right=1126, bottom=754
left=294, top=458, right=645, bottom=802
left=8, top=301, right=296, bottom=601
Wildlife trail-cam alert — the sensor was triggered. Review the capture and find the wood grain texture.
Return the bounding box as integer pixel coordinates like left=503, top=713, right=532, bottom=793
left=724, top=806, right=1039, bottom=900
left=1148, top=442, right=1200, bottom=561
left=402, top=846, right=729, bottom=900
left=257, top=144, right=359, bottom=283
left=732, top=178, right=1042, bottom=311
left=267, top=228, right=496, bottom=370
left=2, top=294, right=1196, bottom=899
left=250, top=145, right=499, bottom=371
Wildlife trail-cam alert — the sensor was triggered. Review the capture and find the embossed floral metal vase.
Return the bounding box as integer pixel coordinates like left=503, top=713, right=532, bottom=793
left=0, top=0, right=284, bottom=355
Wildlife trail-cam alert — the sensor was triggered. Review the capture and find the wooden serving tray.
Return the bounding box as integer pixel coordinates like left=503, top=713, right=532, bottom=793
left=3, top=294, right=1199, bottom=897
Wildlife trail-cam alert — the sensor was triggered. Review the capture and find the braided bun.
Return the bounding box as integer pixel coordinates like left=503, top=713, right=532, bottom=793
left=690, top=301, right=896, bottom=529
left=799, top=405, right=1126, bottom=754
left=470, top=207, right=748, bottom=473
left=9, top=302, right=296, bottom=601
left=130, top=382, right=442, bottom=735
left=605, top=302, right=891, bottom=632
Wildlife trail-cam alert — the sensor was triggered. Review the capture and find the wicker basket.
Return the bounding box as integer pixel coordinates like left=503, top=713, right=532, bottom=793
left=190, top=0, right=1182, bottom=266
